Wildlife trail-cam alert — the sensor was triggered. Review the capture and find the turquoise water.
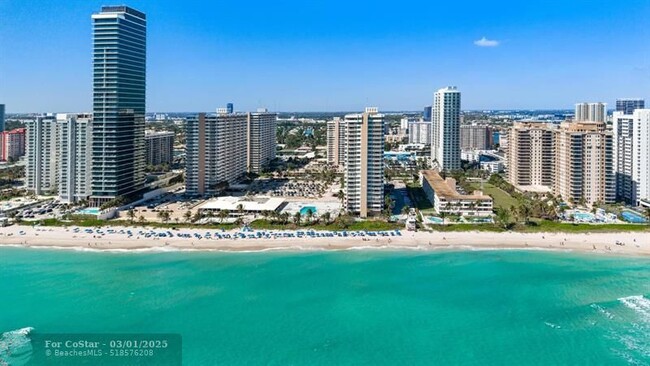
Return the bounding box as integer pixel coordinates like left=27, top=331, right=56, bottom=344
left=300, top=206, right=317, bottom=216
left=573, top=212, right=595, bottom=221
left=621, top=210, right=648, bottom=223
left=78, top=207, right=100, bottom=215
left=1, top=248, right=650, bottom=365
left=427, top=216, right=443, bottom=224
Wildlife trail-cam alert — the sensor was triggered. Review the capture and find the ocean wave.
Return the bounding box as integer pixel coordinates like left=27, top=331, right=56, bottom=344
left=0, top=327, right=34, bottom=366
left=544, top=321, right=561, bottom=329
left=590, top=303, right=615, bottom=320
left=619, top=295, right=650, bottom=322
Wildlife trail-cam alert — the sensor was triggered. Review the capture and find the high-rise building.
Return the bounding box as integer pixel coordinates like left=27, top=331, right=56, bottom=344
left=0, top=104, right=5, bottom=132
left=90, top=6, right=146, bottom=205
left=145, top=130, right=174, bottom=167
left=0, top=128, right=26, bottom=162
left=574, top=102, right=606, bottom=122
left=57, top=114, right=93, bottom=203
left=226, top=103, right=234, bottom=114
left=423, top=106, right=432, bottom=122
left=26, top=116, right=58, bottom=195
left=613, top=110, right=650, bottom=205
left=408, top=121, right=432, bottom=145
left=343, top=107, right=384, bottom=218
left=185, top=112, right=248, bottom=196
left=431, top=87, right=461, bottom=171
left=460, top=125, right=492, bottom=150
left=506, top=122, right=555, bottom=189
left=554, top=121, right=614, bottom=205
left=327, top=118, right=346, bottom=166
left=616, top=99, right=644, bottom=115
left=247, top=109, right=277, bottom=173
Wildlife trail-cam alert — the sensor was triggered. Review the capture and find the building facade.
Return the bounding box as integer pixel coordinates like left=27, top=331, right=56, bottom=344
left=613, top=110, right=650, bottom=205
left=420, top=170, right=493, bottom=216
left=506, top=122, right=555, bottom=189
left=574, top=102, right=606, bottom=122
left=431, top=87, right=461, bottom=171
left=408, top=121, right=432, bottom=145
left=616, top=99, right=644, bottom=115
left=460, top=124, right=492, bottom=150
left=145, top=130, right=174, bottom=167
left=553, top=121, right=615, bottom=205
left=343, top=107, right=385, bottom=218
left=327, top=118, right=346, bottom=166
left=0, top=128, right=26, bottom=161
left=91, top=6, right=146, bottom=205
left=423, top=106, right=432, bottom=122
left=26, top=116, right=58, bottom=195
left=57, top=114, right=93, bottom=203
left=185, top=112, right=248, bottom=196
left=247, top=109, right=277, bottom=173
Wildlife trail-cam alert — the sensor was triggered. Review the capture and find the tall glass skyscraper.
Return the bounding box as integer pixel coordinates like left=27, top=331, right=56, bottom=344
left=90, top=6, right=146, bottom=205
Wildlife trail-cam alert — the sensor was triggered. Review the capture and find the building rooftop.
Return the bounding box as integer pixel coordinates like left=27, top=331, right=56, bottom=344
left=198, top=196, right=285, bottom=212
left=421, top=170, right=492, bottom=201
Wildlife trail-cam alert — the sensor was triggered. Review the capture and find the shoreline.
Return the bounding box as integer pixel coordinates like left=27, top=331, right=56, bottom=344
left=0, top=224, right=647, bottom=256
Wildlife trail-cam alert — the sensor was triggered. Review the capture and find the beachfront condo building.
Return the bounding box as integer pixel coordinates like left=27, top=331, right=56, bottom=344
left=185, top=112, right=248, bottom=196
left=145, top=130, right=174, bottom=167
left=613, top=109, right=650, bottom=206
left=343, top=107, right=385, bottom=218
left=90, top=6, right=146, bottom=205
left=247, top=109, right=277, bottom=173
left=460, top=124, right=493, bottom=151
left=553, top=121, right=615, bottom=206
left=327, top=117, right=347, bottom=166
left=506, top=122, right=555, bottom=191
left=26, top=116, right=58, bottom=195
left=431, top=87, right=461, bottom=171
left=574, top=102, right=606, bottom=123
left=420, top=170, right=493, bottom=216
left=57, top=114, right=93, bottom=203
left=0, top=128, right=26, bottom=162
left=616, top=99, right=644, bottom=115
left=408, top=121, right=432, bottom=145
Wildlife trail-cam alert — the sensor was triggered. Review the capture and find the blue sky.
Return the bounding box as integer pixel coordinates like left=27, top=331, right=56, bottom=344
left=0, top=0, right=648, bottom=112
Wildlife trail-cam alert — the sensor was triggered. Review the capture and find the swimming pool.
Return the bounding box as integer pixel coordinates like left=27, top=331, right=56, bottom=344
left=300, top=206, right=317, bottom=216
left=78, top=207, right=101, bottom=215
left=427, top=217, right=443, bottom=224
left=573, top=212, right=595, bottom=221
left=621, top=210, right=648, bottom=223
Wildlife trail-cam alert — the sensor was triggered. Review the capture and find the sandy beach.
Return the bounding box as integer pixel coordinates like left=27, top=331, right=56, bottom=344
left=0, top=224, right=648, bottom=256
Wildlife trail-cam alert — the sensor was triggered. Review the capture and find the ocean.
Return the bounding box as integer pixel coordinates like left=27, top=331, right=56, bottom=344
left=1, top=247, right=649, bottom=365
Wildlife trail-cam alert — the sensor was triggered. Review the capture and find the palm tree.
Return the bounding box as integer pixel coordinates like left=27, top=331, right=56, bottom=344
left=322, top=211, right=331, bottom=224
left=127, top=209, right=135, bottom=224
left=184, top=210, right=192, bottom=223
left=157, top=210, right=165, bottom=222
left=281, top=212, right=290, bottom=224
left=495, top=208, right=511, bottom=230
left=518, top=203, right=532, bottom=225
left=138, top=215, right=146, bottom=224
left=218, top=210, right=228, bottom=223
left=305, top=208, right=314, bottom=223
left=236, top=204, right=244, bottom=217
left=439, top=211, right=447, bottom=225
left=401, top=205, right=410, bottom=216
left=293, top=211, right=301, bottom=226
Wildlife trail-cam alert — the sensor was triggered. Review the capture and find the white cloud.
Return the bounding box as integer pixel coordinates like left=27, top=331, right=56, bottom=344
left=474, top=37, right=500, bottom=47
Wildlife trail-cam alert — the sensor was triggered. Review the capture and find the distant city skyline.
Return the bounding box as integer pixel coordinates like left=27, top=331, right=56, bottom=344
left=0, top=0, right=649, bottom=112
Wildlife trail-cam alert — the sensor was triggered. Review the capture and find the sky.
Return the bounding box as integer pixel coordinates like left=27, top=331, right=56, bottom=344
left=0, top=0, right=648, bottom=112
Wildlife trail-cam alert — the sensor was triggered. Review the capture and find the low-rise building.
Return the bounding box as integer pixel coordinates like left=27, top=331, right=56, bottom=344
left=197, top=196, right=285, bottom=217
left=420, top=170, right=493, bottom=216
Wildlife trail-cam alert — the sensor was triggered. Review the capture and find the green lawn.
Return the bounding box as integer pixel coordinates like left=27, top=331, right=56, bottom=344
left=469, top=182, right=519, bottom=210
